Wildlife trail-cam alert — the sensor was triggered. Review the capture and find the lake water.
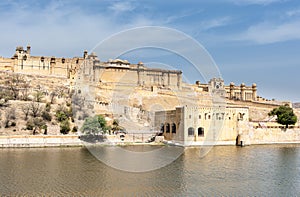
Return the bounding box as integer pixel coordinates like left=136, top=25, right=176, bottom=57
left=0, top=144, right=300, bottom=196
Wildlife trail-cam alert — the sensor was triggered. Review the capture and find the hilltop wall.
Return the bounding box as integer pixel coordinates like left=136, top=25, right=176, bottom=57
left=0, top=45, right=84, bottom=79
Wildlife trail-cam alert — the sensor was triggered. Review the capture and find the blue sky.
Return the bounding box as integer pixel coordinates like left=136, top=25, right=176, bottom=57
left=0, top=0, right=299, bottom=102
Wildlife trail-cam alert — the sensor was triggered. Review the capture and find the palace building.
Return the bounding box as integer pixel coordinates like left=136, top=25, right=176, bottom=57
left=0, top=45, right=289, bottom=146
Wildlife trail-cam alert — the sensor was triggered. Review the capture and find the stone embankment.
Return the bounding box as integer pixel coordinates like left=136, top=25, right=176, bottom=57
left=2, top=129, right=300, bottom=148
left=238, top=127, right=300, bottom=146
left=0, top=135, right=82, bottom=148
left=0, top=133, right=162, bottom=148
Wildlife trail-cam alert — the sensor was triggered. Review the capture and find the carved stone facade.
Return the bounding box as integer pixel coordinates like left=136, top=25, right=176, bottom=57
left=79, top=53, right=183, bottom=90
left=155, top=105, right=249, bottom=145
left=225, top=82, right=257, bottom=101
left=195, top=80, right=257, bottom=101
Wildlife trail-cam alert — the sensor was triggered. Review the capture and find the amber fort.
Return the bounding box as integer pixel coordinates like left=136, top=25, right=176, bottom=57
left=1, top=45, right=300, bottom=146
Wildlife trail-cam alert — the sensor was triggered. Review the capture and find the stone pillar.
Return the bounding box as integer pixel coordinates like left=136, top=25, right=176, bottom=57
left=13, top=55, right=18, bottom=72
left=177, top=73, right=182, bottom=89
left=21, top=54, right=27, bottom=70
left=137, top=63, right=141, bottom=85
left=137, top=70, right=141, bottom=86
left=50, top=57, right=56, bottom=75
left=230, top=82, right=234, bottom=99
left=26, top=45, right=31, bottom=58
left=252, top=83, right=257, bottom=101
left=83, top=50, right=88, bottom=59
left=240, top=83, right=246, bottom=101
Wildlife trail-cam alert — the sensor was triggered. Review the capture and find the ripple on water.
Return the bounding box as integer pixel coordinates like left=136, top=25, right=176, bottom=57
left=0, top=145, right=299, bottom=196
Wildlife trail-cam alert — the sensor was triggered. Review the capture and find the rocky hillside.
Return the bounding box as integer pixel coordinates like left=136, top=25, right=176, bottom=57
left=0, top=71, right=76, bottom=136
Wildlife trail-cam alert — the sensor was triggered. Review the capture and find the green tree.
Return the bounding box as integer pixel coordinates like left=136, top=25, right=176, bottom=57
left=60, top=119, right=70, bottom=134
left=42, top=110, right=52, bottom=121
left=72, top=126, right=78, bottom=133
left=111, top=119, right=124, bottom=134
left=55, top=105, right=72, bottom=122
left=81, top=115, right=109, bottom=135
left=97, top=115, right=110, bottom=132
left=269, top=105, right=298, bottom=128
left=55, top=110, right=68, bottom=122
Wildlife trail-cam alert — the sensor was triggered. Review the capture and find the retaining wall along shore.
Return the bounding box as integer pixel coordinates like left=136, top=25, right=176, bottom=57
left=0, top=135, right=82, bottom=148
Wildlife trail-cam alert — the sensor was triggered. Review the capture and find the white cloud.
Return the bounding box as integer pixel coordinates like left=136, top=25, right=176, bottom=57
left=286, top=8, right=300, bottom=17
left=200, top=17, right=232, bottom=31
left=109, top=1, right=135, bottom=13
left=235, top=20, right=300, bottom=44
left=0, top=1, right=154, bottom=57
left=227, top=0, right=284, bottom=5
left=164, top=10, right=203, bottom=24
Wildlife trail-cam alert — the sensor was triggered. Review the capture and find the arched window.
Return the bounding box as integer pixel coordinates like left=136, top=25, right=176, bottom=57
left=198, top=127, right=204, bottom=136
left=166, top=123, right=170, bottom=133
left=188, top=127, right=194, bottom=136
left=171, top=123, right=176, bottom=133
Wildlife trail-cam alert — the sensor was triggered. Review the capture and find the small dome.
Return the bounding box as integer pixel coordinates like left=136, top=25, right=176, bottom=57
left=241, top=83, right=245, bottom=87
left=252, top=83, right=257, bottom=87
left=230, top=82, right=234, bottom=86
left=113, top=59, right=123, bottom=63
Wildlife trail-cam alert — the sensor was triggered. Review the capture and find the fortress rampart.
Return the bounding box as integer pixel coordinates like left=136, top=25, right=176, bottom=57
left=0, top=45, right=289, bottom=108
left=0, top=45, right=84, bottom=78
